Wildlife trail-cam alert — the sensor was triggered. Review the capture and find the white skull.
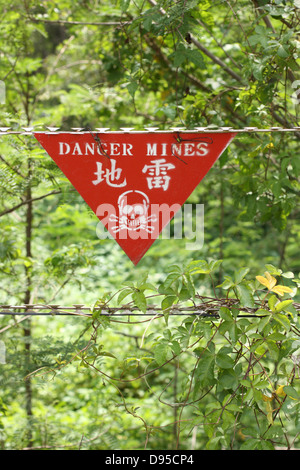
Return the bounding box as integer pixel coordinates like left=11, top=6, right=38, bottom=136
left=118, top=190, right=149, bottom=231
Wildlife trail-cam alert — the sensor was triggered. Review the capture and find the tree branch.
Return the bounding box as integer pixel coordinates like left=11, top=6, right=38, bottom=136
left=0, top=189, right=74, bottom=218
left=143, top=34, right=210, bottom=92
left=26, top=16, right=133, bottom=27
left=146, top=0, right=244, bottom=83
left=189, top=35, right=244, bottom=83
left=251, top=0, right=276, bottom=33
left=0, top=153, right=26, bottom=178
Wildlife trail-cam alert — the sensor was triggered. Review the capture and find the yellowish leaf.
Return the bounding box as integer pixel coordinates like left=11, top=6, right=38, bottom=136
left=275, top=385, right=286, bottom=398
left=256, top=275, right=271, bottom=289
left=237, top=429, right=246, bottom=441
left=264, top=272, right=277, bottom=289
left=267, top=410, right=274, bottom=425
left=256, top=272, right=277, bottom=290
left=271, top=285, right=293, bottom=296
left=265, top=400, right=274, bottom=425
left=262, top=393, right=273, bottom=402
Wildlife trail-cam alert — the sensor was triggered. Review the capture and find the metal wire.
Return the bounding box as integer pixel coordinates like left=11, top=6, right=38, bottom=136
left=0, top=304, right=216, bottom=317
left=0, top=301, right=299, bottom=317
left=0, top=126, right=300, bottom=135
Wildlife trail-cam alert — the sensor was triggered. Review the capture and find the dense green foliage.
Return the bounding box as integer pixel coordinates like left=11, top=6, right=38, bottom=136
left=0, top=0, right=299, bottom=450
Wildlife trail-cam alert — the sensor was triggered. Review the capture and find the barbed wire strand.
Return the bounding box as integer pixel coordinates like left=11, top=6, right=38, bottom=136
left=0, top=127, right=299, bottom=135
left=0, top=299, right=299, bottom=317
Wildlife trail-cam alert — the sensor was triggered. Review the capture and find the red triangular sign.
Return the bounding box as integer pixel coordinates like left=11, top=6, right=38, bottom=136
left=35, top=131, right=236, bottom=265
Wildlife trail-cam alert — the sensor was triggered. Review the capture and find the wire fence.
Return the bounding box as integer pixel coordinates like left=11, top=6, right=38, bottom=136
left=1, top=297, right=299, bottom=318
left=0, top=126, right=300, bottom=135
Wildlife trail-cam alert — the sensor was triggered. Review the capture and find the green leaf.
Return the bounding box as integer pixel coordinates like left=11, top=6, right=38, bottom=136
left=122, top=280, right=135, bottom=288
left=217, top=276, right=234, bottom=290
left=17, top=57, right=42, bottom=73
left=219, top=307, right=233, bottom=322
left=228, top=323, right=239, bottom=344
left=249, top=34, right=261, bottom=46
left=100, top=351, right=117, bottom=359
left=120, top=0, right=130, bottom=12
left=163, top=272, right=181, bottom=288
left=208, top=259, right=223, bottom=273
left=266, top=340, right=279, bottom=360
left=187, top=259, right=209, bottom=275
left=274, top=299, right=293, bottom=313
left=185, top=274, right=196, bottom=298
left=161, top=295, right=177, bottom=310
left=139, top=282, right=157, bottom=292
left=236, top=284, right=254, bottom=308
left=265, top=264, right=282, bottom=276
left=171, top=340, right=181, bottom=356
left=282, top=271, right=294, bottom=279
left=283, top=386, right=300, bottom=401
left=240, top=438, right=261, bottom=450
left=118, top=288, right=132, bottom=304
left=194, top=350, right=215, bottom=389
left=178, top=284, right=191, bottom=301
left=273, top=313, right=290, bottom=332
left=234, top=267, right=250, bottom=285
left=126, top=80, right=138, bottom=98
left=277, top=45, right=289, bottom=58
left=216, top=350, right=235, bottom=369
left=240, top=379, right=251, bottom=388
left=187, top=49, right=205, bottom=68
left=257, top=313, right=271, bottom=332
left=260, top=441, right=275, bottom=451
left=158, top=284, right=176, bottom=296
left=132, top=290, right=147, bottom=313
left=154, top=342, right=170, bottom=366
left=171, top=43, right=188, bottom=67
left=167, top=264, right=182, bottom=273
left=268, top=295, right=278, bottom=312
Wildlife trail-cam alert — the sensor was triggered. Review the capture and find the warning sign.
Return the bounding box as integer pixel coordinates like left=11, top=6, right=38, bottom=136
left=35, top=131, right=236, bottom=264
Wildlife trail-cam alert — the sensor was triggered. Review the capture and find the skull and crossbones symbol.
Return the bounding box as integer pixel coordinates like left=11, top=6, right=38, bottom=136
left=109, top=190, right=157, bottom=233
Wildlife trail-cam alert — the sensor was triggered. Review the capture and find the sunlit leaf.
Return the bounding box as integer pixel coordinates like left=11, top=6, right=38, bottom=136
left=272, top=285, right=293, bottom=296
left=256, top=272, right=277, bottom=290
